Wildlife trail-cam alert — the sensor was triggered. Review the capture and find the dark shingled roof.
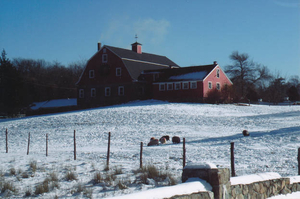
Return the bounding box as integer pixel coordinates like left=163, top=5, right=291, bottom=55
left=104, top=45, right=179, bottom=80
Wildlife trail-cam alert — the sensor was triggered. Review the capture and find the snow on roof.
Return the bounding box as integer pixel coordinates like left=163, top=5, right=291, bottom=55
left=169, top=71, right=208, bottom=80
left=105, top=178, right=212, bottom=199
left=230, top=172, right=281, bottom=185
left=184, top=162, right=217, bottom=169
left=30, top=99, right=77, bottom=110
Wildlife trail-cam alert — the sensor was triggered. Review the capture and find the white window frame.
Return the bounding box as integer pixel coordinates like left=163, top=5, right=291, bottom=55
left=79, top=89, right=84, bottom=98
left=105, top=87, right=111, bottom=97
left=91, top=88, right=96, bottom=97
left=102, top=54, right=108, bottom=63
left=89, top=70, right=95, bottom=78
left=175, top=82, right=181, bottom=90
left=118, top=86, right=124, bottom=96
left=216, top=82, right=221, bottom=90
left=208, top=81, right=212, bottom=89
left=216, top=69, right=220, bottom=78
left=116, top=67, right=121, bottom=76
left=190, top=81, right=197, bottom=89
left=167, top=83, right=173, bottom=90
left=183, top=82, right=189, bottom=90
left=159, top=83, right=165, bottom=91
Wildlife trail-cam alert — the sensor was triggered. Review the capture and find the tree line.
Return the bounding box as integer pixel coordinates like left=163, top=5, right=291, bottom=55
left=0, top=49, right=85, bottom=116
left=207, top=51, right=300, bottom=104
left=1, top=49, right=299, bottom=116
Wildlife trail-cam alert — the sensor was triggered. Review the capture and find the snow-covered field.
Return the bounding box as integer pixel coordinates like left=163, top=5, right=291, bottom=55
left=0, top=100, right=300, bottom=198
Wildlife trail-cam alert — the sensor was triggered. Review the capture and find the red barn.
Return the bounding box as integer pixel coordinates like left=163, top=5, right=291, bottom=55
left=140, top=62, right=233, bottom=102
left=76, top=42, right=179, bottom=108
left=76, top=41, right=233, bottom=108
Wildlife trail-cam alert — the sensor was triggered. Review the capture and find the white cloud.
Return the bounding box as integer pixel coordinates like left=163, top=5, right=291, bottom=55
left=134, top=18, right=171, bottom=45
left=98, top=17, right=171, bottom=48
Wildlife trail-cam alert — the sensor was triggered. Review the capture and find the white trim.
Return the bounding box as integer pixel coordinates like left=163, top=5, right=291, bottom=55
left=89, top=70, right=95, bottom=78
left=118, top=86, right=124, bottom=96
left=105, top=87, right=111, bottom=97
left=167, top=83, right=173, bottom=90
left=91, top=88, right=96, bottom=97
left=216, top=68, right=220, bottom=78
left=183, top=82, right=189, bottom=90
left=203, top=65, right=218, bottom=82
left=190, top=81, right=197, bottom=89
left=102, top=54, right=108, bottom=63
left=208, top=81, right=212, bottom=89
left=122, top=57, right=170, bottom=67
left=175, top=82, right=181, bottom=90
left=216, top=82, right=221, bottom=90
left=203, top=65, right=233, bottom=85
left=116, top=67, right=122, bottom=76
left=159, top=83, right=165, bottom=91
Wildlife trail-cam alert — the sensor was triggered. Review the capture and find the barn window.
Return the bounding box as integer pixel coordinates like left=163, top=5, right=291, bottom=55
left=190, top=81, right=197, bottom=89
left=118, top=86, right=124, bottom=96
left=102, top=54, right=108, bottom=63
left=167, top=83, right=173, bottom=90
left=208, top=81, right=212, bottom=89
left=79, top=89, right=84, bottom=98
left=89, top=70, right=95, bottom=78
left=183, top=82, right=189, bottom=90
left=103, top=48, right=106, bottom=53
left=91, top=88, right=96, bottom=97
left=116, top=68, right=121, bottom=76
left=216, top=69, right=220, bottom=78
left=175, top=82, right=181, bottom=90
left=216, top=82, right=221, bottom=90
left=105, top=87, right=111, bottom=96
left=159, top=83, right=165, bottom=91
left=153, top=73, right=159, bottom=81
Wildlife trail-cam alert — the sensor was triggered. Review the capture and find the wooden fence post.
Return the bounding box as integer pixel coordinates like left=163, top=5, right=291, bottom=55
left=74, top=130, right=76, bottom=160
left=183, top=138, right=186, bottom=168
left=231, top=142, right=236, bottom=177
left=298, top=147, right=300, bottom=175
left=46, top=134, right=48, bottom=157
left=107, top=132, right=111, bottom=170
left=27, top=132, right=30, bottom=155
left=6, top=128, right=8, bottom=153
left=140, top=142, right=143, bottom=169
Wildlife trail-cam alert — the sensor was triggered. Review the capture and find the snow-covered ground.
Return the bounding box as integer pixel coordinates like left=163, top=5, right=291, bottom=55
left=0, top=100, right=300, bottom=198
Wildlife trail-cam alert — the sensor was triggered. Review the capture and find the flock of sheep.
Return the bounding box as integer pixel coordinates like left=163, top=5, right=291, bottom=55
left=147, top=135, right=180, bottom=146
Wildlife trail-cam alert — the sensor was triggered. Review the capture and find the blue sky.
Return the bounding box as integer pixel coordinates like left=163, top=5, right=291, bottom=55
left=0, top=0, right=299, bottom=78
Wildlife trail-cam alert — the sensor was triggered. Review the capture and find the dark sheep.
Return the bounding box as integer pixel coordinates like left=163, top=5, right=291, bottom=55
left=161, top=135, right=170, bottom=141
left=242, top=130, right=250, bottom=136
left=159, top=137, right=166, bottom=144
left=147, top=139, right=159, bottom=146
left=172, top=136, right=180, bottom=144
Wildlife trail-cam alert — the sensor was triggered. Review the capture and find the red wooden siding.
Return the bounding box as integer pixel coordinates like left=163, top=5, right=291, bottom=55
left=203, top=66, right=232, bottom=97
left=153, top=81, right=204, bottom=102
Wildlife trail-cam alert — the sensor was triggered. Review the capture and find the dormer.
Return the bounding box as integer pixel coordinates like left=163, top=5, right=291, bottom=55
left=131, top=42, right=142, bottom=54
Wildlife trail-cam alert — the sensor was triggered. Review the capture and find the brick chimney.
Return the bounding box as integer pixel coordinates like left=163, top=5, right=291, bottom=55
left=131, top=42, right=142, bottom=54
left=97, top=42, right=101, bottom=51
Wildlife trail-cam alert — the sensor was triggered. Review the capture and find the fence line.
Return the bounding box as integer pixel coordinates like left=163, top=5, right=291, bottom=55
left=3, top=128, right=299, bottom=178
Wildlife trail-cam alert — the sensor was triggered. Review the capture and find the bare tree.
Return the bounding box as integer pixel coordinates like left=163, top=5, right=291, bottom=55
left=225, top=51, right=272, bottom=101
left=225, top=51, right=255, bottom=98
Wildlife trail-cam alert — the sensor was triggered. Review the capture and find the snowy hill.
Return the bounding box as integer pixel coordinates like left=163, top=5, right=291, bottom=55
left=0, top=100, right=300, bottom=198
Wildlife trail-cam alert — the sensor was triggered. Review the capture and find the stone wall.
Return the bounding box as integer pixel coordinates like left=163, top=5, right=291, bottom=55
left=166, top=191, right=214, bottom=199
left=182, top=164, right=300, bottom=199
